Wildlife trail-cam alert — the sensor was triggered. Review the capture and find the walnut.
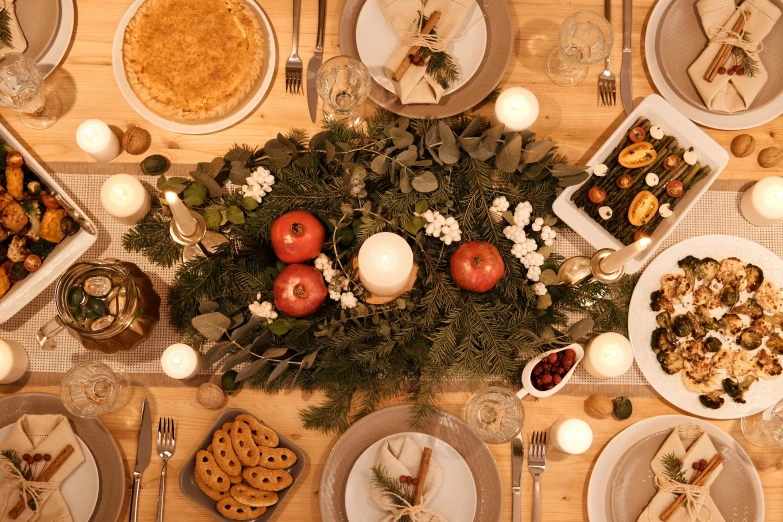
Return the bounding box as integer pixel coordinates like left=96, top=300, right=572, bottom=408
left=730, top=134, right=755, bottom=158
left=758, top=147, right=782, bottom=168
left=121, top=126, right=151, bottom=155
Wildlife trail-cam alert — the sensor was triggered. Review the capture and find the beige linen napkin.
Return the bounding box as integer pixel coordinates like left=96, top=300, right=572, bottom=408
left=637, top=425, right=725, bottom=522
left=687, top=0, right=781, bottom=112
left=371, top=435, right=445, bottom=522
left=0, top=415, right=85, bottom=522
left=0, top=0, right=27, bottom=54
left=381, top=0, right=473, bottom=104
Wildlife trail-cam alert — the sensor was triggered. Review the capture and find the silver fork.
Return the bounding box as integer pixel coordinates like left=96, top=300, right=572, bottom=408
left=528, top=431, right=547, bottom=522
left=598, top=0, right=616, bottom=106
left=285, top=0, right=303, bottom=94
left=156, top=418, right=176, bottom=522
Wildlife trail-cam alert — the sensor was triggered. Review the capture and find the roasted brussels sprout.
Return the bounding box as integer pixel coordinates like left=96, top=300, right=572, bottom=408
left=733, top=298, right=764, bottom=319
left=695, top=305, right=722, bottom=331
left=60, top=216, right=79, bottom=236
left=704, top=336, right=722, bottom=353
left=696, top=258, right=719, bottom=283
left=652, top=327, right=676, bottom=353
left=737, top=329, right=763, bottom=350
left=656, top=311, right=671, bottom=330
left=720, top=286, right=739, bottom=307
left=678, top=256, right=700, bottom=285
left=687, top=312, right=706, bottom=338
left=650, top=290, right=674, bottom=313
left=745, top=264, right=764, bottom=292
left=699, top=391, right=725, bottom=409
left=660, top=351, right=685, bottom=375
left=767, top=333, right=783, bottom=355
left=723, top=378, right=747, bottom=404
left=672, top=314, right=693, bottom=337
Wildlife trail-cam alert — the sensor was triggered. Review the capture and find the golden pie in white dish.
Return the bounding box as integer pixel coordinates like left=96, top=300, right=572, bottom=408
left=122, top=0, right=266, bottom=122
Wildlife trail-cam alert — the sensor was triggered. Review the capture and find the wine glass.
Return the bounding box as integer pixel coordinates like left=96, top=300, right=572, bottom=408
left=0, top=53, right=62, bottom=129
left=546, top=11, right=614, bottom=87
left=741, top=398, right=783, bottom=447
left=61, top=362, right=133, bottom=418
left=462, top=386, right=525, bottom=444
left=316, top=56, right=371, bottom=128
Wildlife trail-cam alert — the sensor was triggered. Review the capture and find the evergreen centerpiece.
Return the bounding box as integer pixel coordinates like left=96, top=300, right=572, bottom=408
left=123, top=111, right=634, bottom=433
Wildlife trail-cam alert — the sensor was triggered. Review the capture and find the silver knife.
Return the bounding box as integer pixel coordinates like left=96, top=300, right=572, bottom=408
left=512, top=435, right=523, bottom=522
left=307, top=0, right=327, bottom=123
left=620, top=0, right=633, bottom=114
left=129, top=397, right=152, bottom=522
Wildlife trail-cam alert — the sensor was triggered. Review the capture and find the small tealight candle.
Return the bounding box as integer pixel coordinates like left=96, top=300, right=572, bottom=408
left=100, top=174, right=151, bottom=225
left=583, top=332, right=634, bottom=379
left=0, top=338, right=28, bottom=384
left=551, top=418, right=593, bottom=454
left=76, top=119, right=121, bottom=162
left=740, top=176, right=783, bottom=227
left=358, top=232, right=414, bottom=296
left=161, top=343, right=201, bottom=380
left=600, top=237, right=651, bottom=274
left=165, top=191, right=197, bottom=236
left=493, top=87, right=539, bottom=132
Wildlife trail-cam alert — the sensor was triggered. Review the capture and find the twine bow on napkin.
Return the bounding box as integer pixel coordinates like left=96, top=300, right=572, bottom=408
left=0, top=462, right=58, bottom=522
left=375, top=491, right=448, bottom=522
left=651, top=475, right=715, bottom=522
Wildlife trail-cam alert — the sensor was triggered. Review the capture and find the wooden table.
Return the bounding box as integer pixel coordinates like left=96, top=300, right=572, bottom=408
left=2, top=0, right=780, bottom=178
left=1, top=386, right=781, bottom=521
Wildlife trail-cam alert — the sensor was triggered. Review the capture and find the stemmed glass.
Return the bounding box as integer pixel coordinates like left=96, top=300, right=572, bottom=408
left=741, top=398, right=783, bottom=447
left=316, top=56, right=371, bottom=128
left=0, top=53, right=62, bottom=129
left=546, top=11, right=614, bottom=87
left=462, top=386, right=525, bottom=444
left=61, top=362, right=133, bottom=418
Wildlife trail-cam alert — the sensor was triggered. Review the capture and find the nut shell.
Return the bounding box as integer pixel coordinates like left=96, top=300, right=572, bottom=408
left=613, top=396, right=633, bottom=420
left=730, top=134, right=755, bottom=158
left=122, top=127, right=152, bottom=155
left=585, top=394, right=614, bottom=419
left=196, top=383, right=226, bottom=409
left=758, top=147, right=783, bottom=169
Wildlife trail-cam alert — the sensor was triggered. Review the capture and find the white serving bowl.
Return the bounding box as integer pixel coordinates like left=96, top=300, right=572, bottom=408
left=518, top=343, right=584, bottom=398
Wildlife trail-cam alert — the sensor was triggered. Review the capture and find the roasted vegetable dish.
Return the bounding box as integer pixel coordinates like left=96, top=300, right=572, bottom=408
left=0, top=144, right=79, bottom=298
left=650, top=255, right=783, bottom=409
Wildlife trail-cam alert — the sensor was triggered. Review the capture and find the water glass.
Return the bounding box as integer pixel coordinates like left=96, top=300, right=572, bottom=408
left=462, top=386, right=525, bottom=444
left=546, top=11, right=613, bottom=87
left=741, top=398, right=783, bottom=447
left=61, top=362, right=132, bottom=418
left=0, top=53, right=61, bottom=129
left=316, top=56, right=371, bottom=128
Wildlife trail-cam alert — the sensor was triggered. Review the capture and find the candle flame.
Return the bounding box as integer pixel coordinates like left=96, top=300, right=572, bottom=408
left=639, top=237, right=652, bottom=248
left=375, top=249, right=397, bottom=270
left=165, top=191, right=179, bottom=204
left=113, top=186, right=130, bottom=203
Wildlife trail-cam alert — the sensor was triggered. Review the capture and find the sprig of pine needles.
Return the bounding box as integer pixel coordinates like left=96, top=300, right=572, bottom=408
left=371, top=465, right=413, bottom=522
left=1, top=448, right=32, bottom=481
left=732, top=32, right=760, bottom=78
left=661, top=452, right=687, bottom=484
left=0, top=9, right=13, bottom=50
left=418, top=14, right=460, bottom=89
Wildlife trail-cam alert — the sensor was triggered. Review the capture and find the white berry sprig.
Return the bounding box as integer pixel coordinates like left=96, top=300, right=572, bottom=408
left=241, top=167, right=275, bottom=203
left=248, top=299, right=278, bottom=323
left=416, top=209, right=462, bottom=245
left=315, top=253, right=358, bottom=309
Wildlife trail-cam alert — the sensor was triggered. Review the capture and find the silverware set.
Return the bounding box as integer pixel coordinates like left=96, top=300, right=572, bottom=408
left=285, top=0, right=304, bottom=94
left=288, top=0, right=327, bottom=123
left=598, top=0, right=617, bottom=106
left=511, top=431, right=548, bottom=522
left=599, top=0, right=633, bottom=113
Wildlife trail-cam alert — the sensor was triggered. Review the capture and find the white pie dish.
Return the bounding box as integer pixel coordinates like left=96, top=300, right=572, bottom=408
left=552, top=94, right=729, bottom=274
left=517, top=343, right=584, bottom=398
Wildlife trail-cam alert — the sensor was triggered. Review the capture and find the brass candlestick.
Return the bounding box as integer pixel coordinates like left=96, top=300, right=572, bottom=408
left=558, top=248, right=625, bottom=286
left=169, top=210, right=229, bottom=263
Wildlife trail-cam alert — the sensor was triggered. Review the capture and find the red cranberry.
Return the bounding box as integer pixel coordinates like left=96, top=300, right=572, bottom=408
left=533, top=363, right=544, bottom=376
left=718, top=66, right=727, bottom=74
left=565, top=349, right=576, bottom=359
left=544, top=383, right=554, bottom=390
left=548, top=353, right=558, bottom=364
left=541, top=363, right=551, bottom=372
left=412, top=478, right=419, bottom=486
left=553, top=374, right=562, bottom=385
left=557, top=366, right=567, bottom=375
left=400, top=475, right=408, bottom=483
left=562, top=359, right=573, bottom=370
left=540, top=374, right=553, bottom=385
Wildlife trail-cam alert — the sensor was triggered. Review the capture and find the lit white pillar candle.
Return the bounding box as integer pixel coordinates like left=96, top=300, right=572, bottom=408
left=551, top=418, right=593, bottom=454
left=741, top=176, right=783, bottom=227
left=165, top=191, right=198, bottom=236
left=161, top=343, right=201, bottom=379
left=600, top=237, right=651, bottom=273
left=583, top=332, right=634, bottom=379
left=358, top=232, right=414, bottom=296
left=0, top=338, right=28, bottom=384
left=493, top=87, right=539, bottom=132
left=76, top=119, right=121, bottom=162
left=100, top=174, right=151, bottom=225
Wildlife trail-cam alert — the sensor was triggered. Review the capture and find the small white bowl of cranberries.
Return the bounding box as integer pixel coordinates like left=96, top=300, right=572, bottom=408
left=517, top=343, right=585, bottom=398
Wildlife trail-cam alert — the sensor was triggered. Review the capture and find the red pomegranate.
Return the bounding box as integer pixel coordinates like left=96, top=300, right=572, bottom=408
left=270, top=211, right=325, bottom=263
left=449, top=241, right=505, bottom=293
left=273, top=264, right=327, bottom=318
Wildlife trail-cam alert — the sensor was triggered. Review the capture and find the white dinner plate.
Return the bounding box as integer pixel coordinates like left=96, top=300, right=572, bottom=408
left=629, top=235, right=783, bottom=419
left=344, top=432, right=477, bottom=522
left=0, top=424, right=99, bottom=522
left=587, top=415, right=763, bottom=522
left=112, top=0, right=276, bottom=134
left=37, top=0, right=74, bottom=78
left=355, top=0, right=487, bottom=96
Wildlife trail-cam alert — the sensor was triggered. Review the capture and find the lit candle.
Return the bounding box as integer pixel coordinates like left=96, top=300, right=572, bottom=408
left=358, top=232, right=414, bottom=296
left=493, top=87, right=539, bottom=132
left=76, top=119, right=121, bottom=162
left=583, top=332, right=634, bottom=379
left=550, top=418, right=593, bottom=454
left=100, top=174, right=151, bottom=225
left=0, top=338, right=27, bottom=384
left=740, top=177, right=783, bottom=227
left=161, top=343, right=201, bottom=379
left=165, top=191, right=197, bottom=236
left=600, top=237, right=652, bottom=273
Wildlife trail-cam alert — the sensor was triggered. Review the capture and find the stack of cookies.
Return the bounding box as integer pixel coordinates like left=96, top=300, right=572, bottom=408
left=194, top=414, right=297, bottom=521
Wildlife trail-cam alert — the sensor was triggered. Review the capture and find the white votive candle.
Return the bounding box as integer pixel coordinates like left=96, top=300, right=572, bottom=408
left=100, top=174, right=151, bottom=225
left=358, top=232, right=414, bottom=296
left=165, top=191, right=197, bottom=236
left=493, top=87, right=539, bottom=132
left=161, top=343, right=201, bottom=379
left=0, top=338, right=27, bottom=384
left=741, top=176, right=783, bottom=227
left=583, top=332, right=634, bottom=379
left=551, top=418, right=593, bottom=454
left=600, top=237, right=651, bottom=273
left=76, top=119, right=121, bottom=162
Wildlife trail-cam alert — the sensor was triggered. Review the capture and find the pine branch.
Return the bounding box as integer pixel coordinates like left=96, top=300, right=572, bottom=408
left=661, top=452, right=687, bottom=484
left=1, top=449, right=31, bottom=480
left=122, top=213, right=182, bottom=268
left=0, top=9, right=14, bottom=50
left=371, top=466, right=413, bottom=522
left=732, top=36, right=760, bottom=78
left=421, top=48, right=460, bottom=89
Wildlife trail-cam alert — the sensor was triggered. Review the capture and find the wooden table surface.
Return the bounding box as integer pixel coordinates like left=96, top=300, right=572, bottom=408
left=1, top=386, right=781, bottom=521
left=1, top=0, right=779, bottom=178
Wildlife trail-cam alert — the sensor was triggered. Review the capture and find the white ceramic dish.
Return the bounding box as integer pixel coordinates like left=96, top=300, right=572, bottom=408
left=111, top=0, right=277, bottom=134
left=355, top=0, right=487, bottom=96
left=0, top=123, right=97, bottom=323
left=0, top=424, right=99, bottom=522
left=586, top=415, right=764, bottom=522
left=629, top=235, right=783, bottom=419
left=344, top=432, right=477, bottom=522
left=552, top=94, right=729, bottom=274
left=517, top=343, right=584, bottom=398
left=38, top=0, right=74, bottom=78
